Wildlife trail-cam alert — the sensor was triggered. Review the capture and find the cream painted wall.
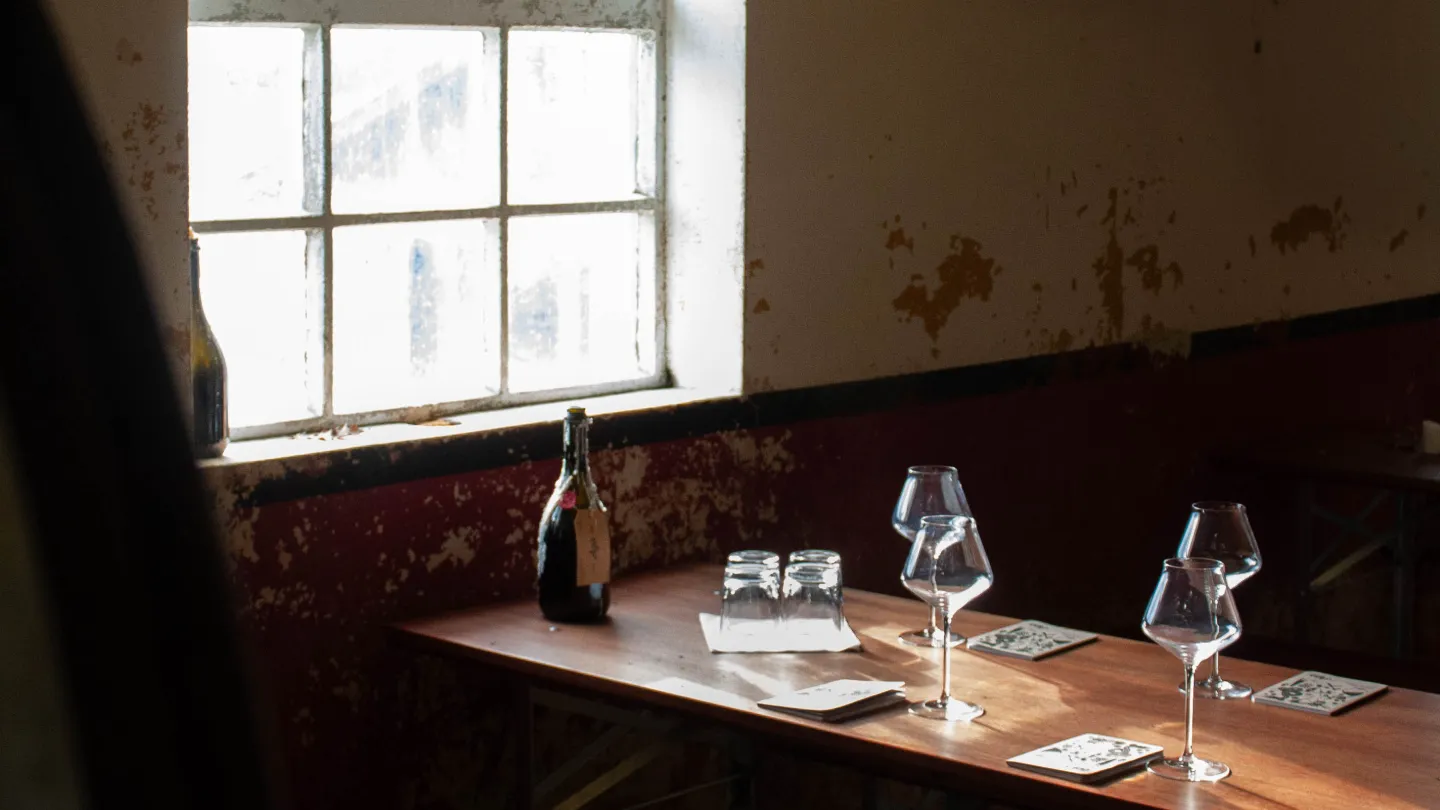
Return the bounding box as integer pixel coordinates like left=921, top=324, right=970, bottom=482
left=37, top=0, right=1439, bottom=405
left=743, top=0, right=1440, bottom=392
left=43, top=0, right=192, bottom=401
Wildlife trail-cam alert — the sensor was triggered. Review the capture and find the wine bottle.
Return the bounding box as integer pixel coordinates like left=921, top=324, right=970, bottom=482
left=189, top=231, right=229, bottom=458
left=536, top=407, right=611, bottom=622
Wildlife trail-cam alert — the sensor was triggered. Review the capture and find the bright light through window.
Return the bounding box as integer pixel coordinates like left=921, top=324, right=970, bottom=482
left=187, top=20, right=661, bottom=437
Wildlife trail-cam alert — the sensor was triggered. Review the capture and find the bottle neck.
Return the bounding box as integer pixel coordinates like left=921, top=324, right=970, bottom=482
left=561, top=418, right=590, bottom=478
left=189, top=241, right=204, bottom=314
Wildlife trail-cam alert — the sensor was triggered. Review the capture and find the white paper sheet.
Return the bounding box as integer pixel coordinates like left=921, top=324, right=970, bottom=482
left=698, top=613, right=862, bottom=653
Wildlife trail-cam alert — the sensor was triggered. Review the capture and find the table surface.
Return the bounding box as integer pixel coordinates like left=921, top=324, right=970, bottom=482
left=1219, top=432, right=1440, bottom=494
left=391, top=564, right=1440, bottom=810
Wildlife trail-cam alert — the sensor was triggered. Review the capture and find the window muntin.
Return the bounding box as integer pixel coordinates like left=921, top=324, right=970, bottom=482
left=187, top=1, right=662, bottom=439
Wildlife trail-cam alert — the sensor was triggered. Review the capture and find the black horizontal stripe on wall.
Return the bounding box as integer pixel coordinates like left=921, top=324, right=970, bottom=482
left=227, top=292, right=1440, bottom=507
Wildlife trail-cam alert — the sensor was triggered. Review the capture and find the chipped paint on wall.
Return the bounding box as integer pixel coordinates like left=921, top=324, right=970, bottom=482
left=742, top=1, right=1440, bottom=394
left=203, top=422, right=808, bottom=810
left=1270, top=199, right=1350, bottom=254
left=45, top=0, right=192, bottom=400
left=891, top=235, right=1003, bottom=345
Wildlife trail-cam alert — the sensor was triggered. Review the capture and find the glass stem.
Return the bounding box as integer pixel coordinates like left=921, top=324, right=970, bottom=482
left=1208, top=652, right=1222, bottom=684
left=938, top=607, right=953, bottom=706
left=928, top=604, right=942, bottom=638
left=1181, top=665, right=1196, bottom=764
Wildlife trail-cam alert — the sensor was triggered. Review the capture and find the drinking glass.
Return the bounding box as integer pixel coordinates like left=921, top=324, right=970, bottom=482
left=1142, top=558, right=1241, bottom=782
left=781, top=562, right=845, bottom=643
left=892, top=466, right=973, bottom=647
left=719, top=565, right=781, bottom=645
left=1176, top=502, right=1261, bottom=700
left=788, top=549, right=842, bottom=587
left=728, top=549, right=780, bottom=569
left=901, top=515, right=993, bottom=722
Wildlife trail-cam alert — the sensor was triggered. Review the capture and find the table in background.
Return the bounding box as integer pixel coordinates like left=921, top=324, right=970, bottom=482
left=1220, top=431, right=1440, bottom=656
left=391, top=564, right=1440, bottom=810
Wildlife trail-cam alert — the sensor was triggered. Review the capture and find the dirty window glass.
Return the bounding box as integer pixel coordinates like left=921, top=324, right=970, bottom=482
left=186, top=17, right=660, bottom=438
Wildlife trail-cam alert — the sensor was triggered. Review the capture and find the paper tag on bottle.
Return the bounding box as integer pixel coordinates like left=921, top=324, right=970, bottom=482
left=573, top=510, right=612, bottom=586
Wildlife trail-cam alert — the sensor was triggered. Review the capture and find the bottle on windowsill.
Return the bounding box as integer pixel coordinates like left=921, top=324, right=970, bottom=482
left=189, top=230, right=228, bottom=458
left=536, top=407, right=611, bottom=622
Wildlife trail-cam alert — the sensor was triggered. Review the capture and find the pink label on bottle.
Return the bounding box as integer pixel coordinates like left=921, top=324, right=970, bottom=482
left=560, top=490, right=576, bottom=509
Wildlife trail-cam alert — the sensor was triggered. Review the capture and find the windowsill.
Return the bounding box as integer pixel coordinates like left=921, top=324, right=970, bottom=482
left=199, top=386, right=739, bottom=503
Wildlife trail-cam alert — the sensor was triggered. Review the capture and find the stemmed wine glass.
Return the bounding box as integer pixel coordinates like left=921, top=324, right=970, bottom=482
left=1142, top=558, right=1242, bottom=782
left=892, top=466, right=973, bottom=647
left=1176, top=502, right=1261, bottom=700
left=901, top=515, right=993, bottom=722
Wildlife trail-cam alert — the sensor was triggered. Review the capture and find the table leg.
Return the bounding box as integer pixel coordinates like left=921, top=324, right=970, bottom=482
left=1295, top=480, right=1316, bottom=646
left=726, top=737, right=754, bottom=810
left=1394, top=494, right=1417, bottom=658
left=512, top=680, right=533, bottom=810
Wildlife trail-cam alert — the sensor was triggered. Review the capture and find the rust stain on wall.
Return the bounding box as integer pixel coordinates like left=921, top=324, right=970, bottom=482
left=115, top=102, right=175, bottom=222
left=1127, top=245, right=1184, bottom=293
left=753, top=298, right=771, bottom=314
left=1389, top=230, right=1409, bottom=252
left=1248, top=235, right=1257, bottom=258
left=892, top=236, right=1002, bottom=342
left=745, top=259, right=764, bottom=281
left=1270, top=199, right=1350, bottom=254
left=1092, top=188, right=1125, bottom=341
left=114, top=38, right=144, bottom=64
left=885, top=226, right=915, bottom=253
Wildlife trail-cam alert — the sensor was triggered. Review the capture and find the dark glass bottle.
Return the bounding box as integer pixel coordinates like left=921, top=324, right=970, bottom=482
left=189, top=232, right=228, bottom=458
left=536, top=407, right=611, bottom=622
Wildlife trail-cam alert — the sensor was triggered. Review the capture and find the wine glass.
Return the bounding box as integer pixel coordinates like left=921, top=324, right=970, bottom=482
left=892, top=466, right=973, bottom=647
left=901, top=515, right=993, bottom=722
left=1176, top=502, right=1261, bottom=700
left=1142, top=558, right=1241, bottom=782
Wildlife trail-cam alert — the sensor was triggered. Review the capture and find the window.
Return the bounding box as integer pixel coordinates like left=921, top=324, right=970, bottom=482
left=188, top=0, right=663, bottom=439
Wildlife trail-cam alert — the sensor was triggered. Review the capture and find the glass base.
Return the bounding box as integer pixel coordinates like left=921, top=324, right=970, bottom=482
left=898, top=627, right=965, bottom=648
left=1179, top=676, right=1254, bottom=700
left=909, top=698, right=984, bottom=722
left=1146, top=755, right=1230, bottom=782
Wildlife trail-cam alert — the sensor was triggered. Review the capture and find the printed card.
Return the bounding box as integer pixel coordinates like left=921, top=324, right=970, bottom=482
left=1251, top=671, right=1388, bottom=715
left=967, top=620, right=1098, bottom=661
left=1007, top=734, right=1163, bottom=783
left=759, top=679, right=906, bottom=714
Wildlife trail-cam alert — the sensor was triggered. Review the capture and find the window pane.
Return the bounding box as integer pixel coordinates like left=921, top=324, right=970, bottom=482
left=188, top=26, right=306, bottom=220
left=195, top=231, right=319, bottom=427
left=508, top=30, right=650, bottom=205
left=508, top=212, right=652, bottom=393
left=333, top=220, right=500, bottom=414
left=332, top=28, right=498, bottom=214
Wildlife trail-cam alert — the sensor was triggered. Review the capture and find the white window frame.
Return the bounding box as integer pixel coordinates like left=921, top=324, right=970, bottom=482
left=188, top=0, right=667, bottom=441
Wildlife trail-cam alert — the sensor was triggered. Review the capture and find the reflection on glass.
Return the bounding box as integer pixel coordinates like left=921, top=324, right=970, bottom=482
left=508, top=29, right=650, bottom=204
left=332, top=220, right=499, bottom=413
left=507, top=212, right=651, bottom=392
left=332, top=27, right=498, bottom=214
left=195, top=230, right=318, bottom=427
left=188, top=26, right=306, bottom=220
left=892, top=466, right=972, bottom=647
left=719, top=564, right=781, bottom=646
left=782, top=563, right=845, bottom=644
left=1176, top=502, right=1262, bottom=700
left=1142, top=558, right=1241, bottom=782
left=902, top=516, right=993, bottom=722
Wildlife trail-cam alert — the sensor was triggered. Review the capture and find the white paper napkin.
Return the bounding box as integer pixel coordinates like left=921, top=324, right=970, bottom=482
left=698, top=613, right=862, bottom=653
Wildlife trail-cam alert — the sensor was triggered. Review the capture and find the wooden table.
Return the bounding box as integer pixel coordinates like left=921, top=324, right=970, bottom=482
left=392, top=564, right=1440, bottom=810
